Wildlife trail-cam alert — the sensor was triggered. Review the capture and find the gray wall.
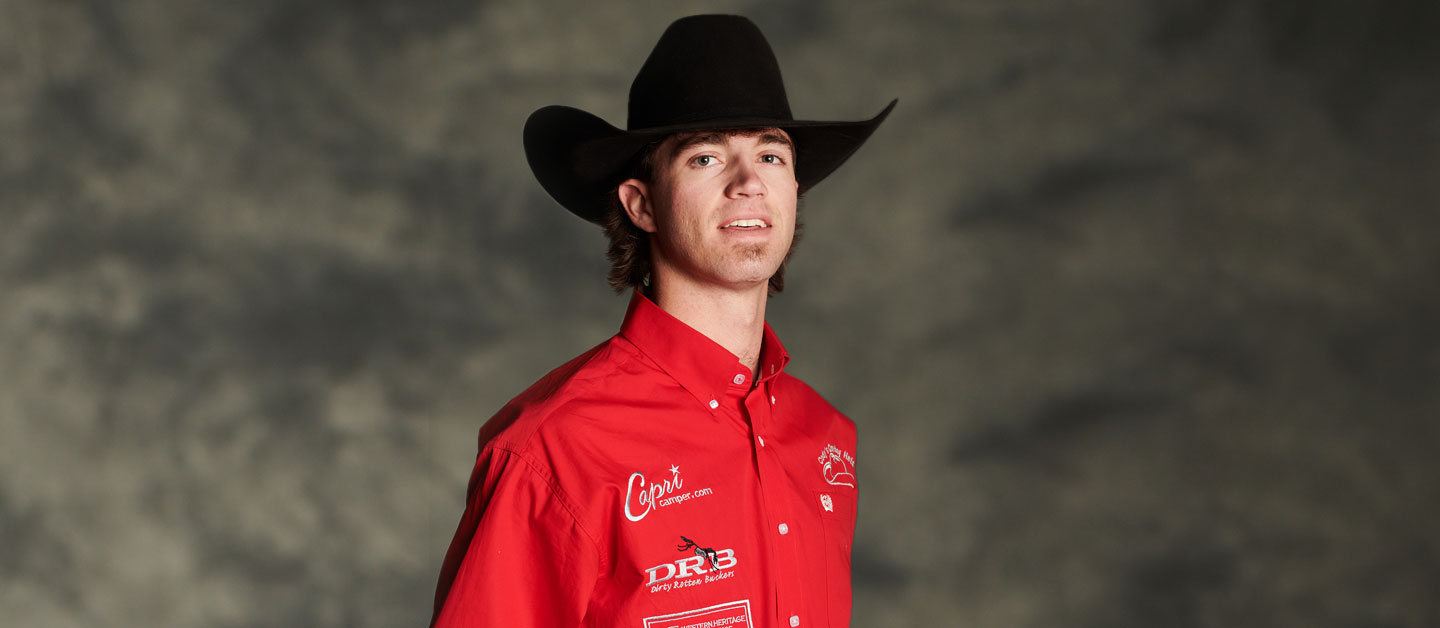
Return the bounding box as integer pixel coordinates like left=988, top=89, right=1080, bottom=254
left=3, top=1, right=1437, bottom=626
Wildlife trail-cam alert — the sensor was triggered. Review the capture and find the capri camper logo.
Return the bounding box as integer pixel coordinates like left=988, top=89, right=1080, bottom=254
left=625, top=464, right=714, bottom=522
left=818, top=444, right=856, bottom=488
left=644, top=536, right=738, bottom=593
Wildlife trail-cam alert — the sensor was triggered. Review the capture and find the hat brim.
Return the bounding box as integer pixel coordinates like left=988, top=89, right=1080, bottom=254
left=524, top=100, right=897, bottom=224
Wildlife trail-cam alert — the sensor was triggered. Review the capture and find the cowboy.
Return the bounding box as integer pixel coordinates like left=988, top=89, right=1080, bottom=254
left=430, top=15, right=893, bottom=627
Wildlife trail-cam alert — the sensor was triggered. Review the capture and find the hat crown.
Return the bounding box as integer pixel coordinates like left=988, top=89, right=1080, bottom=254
left=627, top=15, right=793, bottom=129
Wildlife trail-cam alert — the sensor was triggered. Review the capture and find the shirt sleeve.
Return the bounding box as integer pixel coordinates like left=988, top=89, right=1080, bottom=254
left=431, top=445, right=600, bottom=627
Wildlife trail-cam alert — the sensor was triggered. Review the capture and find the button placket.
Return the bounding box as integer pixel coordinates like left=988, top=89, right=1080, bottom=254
left=744, top=381, right=802, bottom=627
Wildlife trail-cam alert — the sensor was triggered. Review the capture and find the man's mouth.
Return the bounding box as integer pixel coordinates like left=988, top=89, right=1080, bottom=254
left=721, top=219, right=769, bottom=229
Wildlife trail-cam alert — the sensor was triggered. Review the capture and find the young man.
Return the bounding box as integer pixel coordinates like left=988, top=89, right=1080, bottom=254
left=431, top=15, right=894, bottom=627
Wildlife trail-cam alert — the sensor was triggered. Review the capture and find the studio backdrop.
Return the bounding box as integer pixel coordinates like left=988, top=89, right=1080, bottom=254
left=2, top=1, right=1437, bottom=626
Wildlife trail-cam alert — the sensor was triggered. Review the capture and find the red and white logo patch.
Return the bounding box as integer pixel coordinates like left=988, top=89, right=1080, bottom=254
left=642, top=599, right=752, bottom=628
left=817, top=444, right=856, bottom=488
left=645, top=536, right=738, bottom=594
left=624, top=464, right=715, bottom=523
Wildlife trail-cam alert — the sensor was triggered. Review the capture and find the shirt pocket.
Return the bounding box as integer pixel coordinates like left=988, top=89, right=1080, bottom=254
left=814, top=490, right=855, bottom=626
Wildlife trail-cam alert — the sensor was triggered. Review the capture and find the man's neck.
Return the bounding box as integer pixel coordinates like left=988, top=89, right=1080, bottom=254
left=648, top=277, right=769, bottom=378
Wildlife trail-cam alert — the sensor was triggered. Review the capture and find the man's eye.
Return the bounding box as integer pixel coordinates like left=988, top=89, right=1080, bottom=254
left=761, top=154, right=786, bottom=164
left=691, top=155, right=715, bottom=167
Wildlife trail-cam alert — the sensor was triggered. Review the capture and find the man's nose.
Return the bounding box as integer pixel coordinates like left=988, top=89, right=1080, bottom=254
left=725, top=160, right=767, bottom=198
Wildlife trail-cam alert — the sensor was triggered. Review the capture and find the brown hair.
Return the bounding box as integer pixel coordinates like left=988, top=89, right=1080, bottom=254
left=602, top=131, right=803, bottom=295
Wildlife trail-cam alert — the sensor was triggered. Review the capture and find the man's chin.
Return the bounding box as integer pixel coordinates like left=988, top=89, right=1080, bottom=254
left=722, top=252, right=783, bottom=279
left=717, top=267, right=783, bottom=291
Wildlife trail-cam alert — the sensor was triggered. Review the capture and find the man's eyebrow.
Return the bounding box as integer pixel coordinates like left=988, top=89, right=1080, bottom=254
left=668, top=133, right=727, bottom=155
left=666, top=130, right=795, bottom=157
left=757, top=132, right=795, bottom=155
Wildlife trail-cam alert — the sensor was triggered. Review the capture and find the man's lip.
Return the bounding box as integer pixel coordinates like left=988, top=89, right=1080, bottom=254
left=718, top=216, right=772, bottom=229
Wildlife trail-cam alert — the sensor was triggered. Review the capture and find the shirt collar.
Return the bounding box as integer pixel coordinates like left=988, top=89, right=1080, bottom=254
left=619, top=291, right=790, bottom=410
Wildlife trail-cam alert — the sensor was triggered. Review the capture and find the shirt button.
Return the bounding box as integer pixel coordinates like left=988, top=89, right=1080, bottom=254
left=708, top=399, right=719, bottom=410
left=770, top=395, right=776, bottom=404
left=733, top=374, right=745, bottom=385
left=778, top=523, right=789, bottom=535
left=758, top=435, right=765, bottom=447
left=790, top=615, right=800, bottom=627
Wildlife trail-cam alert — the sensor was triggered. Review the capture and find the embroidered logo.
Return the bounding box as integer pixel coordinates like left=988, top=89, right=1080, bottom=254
left=645, top=536, right=738, bottom=593
left=624, top=464, right=714, bottom=522
left=818, top=444, right=857, bottom=488
left=820, top=493, right=834, bottom=513
left=643, top=599, right=753, bottom=628
left=677, top=535, right=722, bottom=571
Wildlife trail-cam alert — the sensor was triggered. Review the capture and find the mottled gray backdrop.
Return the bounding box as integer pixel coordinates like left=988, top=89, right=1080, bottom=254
left=3, top=0, right=1438, bottom=626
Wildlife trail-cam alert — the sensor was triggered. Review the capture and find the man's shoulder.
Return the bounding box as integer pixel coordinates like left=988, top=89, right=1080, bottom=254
left=476, top=334, right=650, bottom=453
left=773, top=371, right=848, bottom=417
left=772, top=371, right=858, bottom=439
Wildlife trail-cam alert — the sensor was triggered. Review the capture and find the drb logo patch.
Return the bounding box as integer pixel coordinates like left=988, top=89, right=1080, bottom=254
left=644, top=548, right=737, bottom=584
left=645, top=536, right=738, bottom=593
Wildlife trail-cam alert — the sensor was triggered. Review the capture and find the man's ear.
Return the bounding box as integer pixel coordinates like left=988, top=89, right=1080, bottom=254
left=617, top=178, right=657, bottom=233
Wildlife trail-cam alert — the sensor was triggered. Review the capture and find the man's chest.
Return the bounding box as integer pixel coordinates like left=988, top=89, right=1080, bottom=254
left=550, top=396, right=858, bottom=626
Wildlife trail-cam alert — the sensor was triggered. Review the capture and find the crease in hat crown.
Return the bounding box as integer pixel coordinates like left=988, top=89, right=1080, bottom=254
left=523, top=13, right=897, bottom=224
left=627, top=15, right=793, bottom=129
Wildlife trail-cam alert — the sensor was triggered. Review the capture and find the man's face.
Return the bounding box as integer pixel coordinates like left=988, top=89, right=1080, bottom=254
left=621, top=128, right=799, bottom=293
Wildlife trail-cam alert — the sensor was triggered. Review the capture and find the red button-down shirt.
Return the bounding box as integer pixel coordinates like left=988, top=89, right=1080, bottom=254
left=431, top=292, right=859, bottom=627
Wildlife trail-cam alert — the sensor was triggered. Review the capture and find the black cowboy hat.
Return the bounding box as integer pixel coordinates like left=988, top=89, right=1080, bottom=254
left=524, top=14, right=897, bottom=224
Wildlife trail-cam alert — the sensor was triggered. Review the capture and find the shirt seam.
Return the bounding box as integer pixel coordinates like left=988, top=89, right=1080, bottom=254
left=487, top=442, right=611, bottom=576
left=491, top=339, right=635, bottom=454
left=613, top=334, right=720, bottom=411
